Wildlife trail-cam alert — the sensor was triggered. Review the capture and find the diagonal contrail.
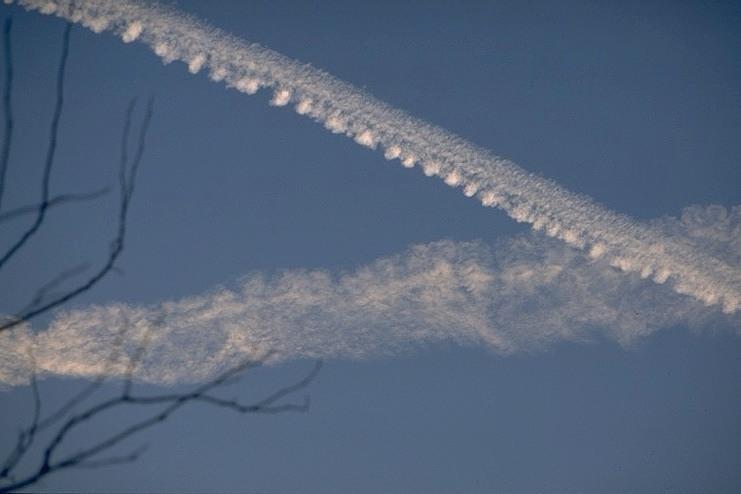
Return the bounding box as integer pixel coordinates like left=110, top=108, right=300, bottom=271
left=10, top=0, right=741, bottom=313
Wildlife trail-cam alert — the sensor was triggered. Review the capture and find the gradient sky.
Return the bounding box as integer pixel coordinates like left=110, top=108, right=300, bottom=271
left=1, top=0, right=740, bottom=492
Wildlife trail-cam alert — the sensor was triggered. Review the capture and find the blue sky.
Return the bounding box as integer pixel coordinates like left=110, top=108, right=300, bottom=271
left=1, top=0, right=740, bottom=492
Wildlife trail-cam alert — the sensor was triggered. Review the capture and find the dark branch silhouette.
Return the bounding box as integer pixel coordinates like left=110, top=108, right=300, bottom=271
left=0, top=373, right=40, bottom=483
left=0, top=16, right=323, bottom=493
left=0, top=18, right=13, bottom=211
left=0, top=355, right=322, bottom=493
left=0, top=23, right=153, bottom=331
left=0, top=187, right=110, bottom=224
left=17, top=263, right=90, bottom=314
left=0, top=96, right=154, bottom=332
left=0, top=22, right=70, bottom=271
left=1, top=321, right=144, bottom=483
left=0, top=21, right=146, bottom=333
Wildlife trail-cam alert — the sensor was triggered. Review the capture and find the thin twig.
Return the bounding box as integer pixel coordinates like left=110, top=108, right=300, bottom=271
left=0, top=357, right=321, bottom=493
left=0, top=187, right=110, bottom=223
left=122, top=310, right=161, bottom=397
left=0, top=22, right=71, bottom=270
left=0, top=97, right=155, bottom=332
left=0, top=17, right=14, bottom=212
left=19, top=263, right=89, bottom=314
left=33, top=322, right=132, bottom=433
left=72, top=445, right=148, bottom=470
left=0, top=363, right=41, bottom=479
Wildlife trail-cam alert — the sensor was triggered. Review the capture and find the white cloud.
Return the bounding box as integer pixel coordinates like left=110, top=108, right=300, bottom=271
left=2, top=206, right=737, bottom=387
left=17, top=0, right=741, bottom=311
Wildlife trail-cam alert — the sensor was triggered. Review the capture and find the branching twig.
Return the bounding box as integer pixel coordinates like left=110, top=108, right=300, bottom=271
left=0, top=97, right=155, bottom=332
left=18, top=263, right=89, bottom=314
left=0, top=365, right=41, bottom=480
left=72, top=445, right=148, bottom=470
left=0, top=187, right=110, bottom=223
left=0, top=22, right=70, bottom=270
left=33, top=322, right=132, bottom=434
left=0, top=16, right=323, bottom=494
left=0, top=357, right=321, bottom=493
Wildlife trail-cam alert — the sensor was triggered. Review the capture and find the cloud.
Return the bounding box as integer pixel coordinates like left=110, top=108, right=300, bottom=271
left=12, top=0, right=741, bottom=312
left=1, top=206, right=737, bottom=387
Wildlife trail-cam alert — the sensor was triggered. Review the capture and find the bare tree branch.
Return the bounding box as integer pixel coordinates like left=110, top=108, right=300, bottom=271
left=0, top=323, right=137, bottom=482
left=0, top=187, right=110, bottom=223
left=72, top=445, right=148, bottom=470
left=0, top=96, right=154, bottom=332
left=0, top=17, right=14, bottom=212
left=32, top=323, right=132, bottom=434
left=0, top=17, right=323, bottom=494
left=0, top=365, right=41, bottom=481
left=0, top=357, right=321, bottom=493
left=0, top=22, right=71, bottom=270
left=18, top=263, right=89, bottom=313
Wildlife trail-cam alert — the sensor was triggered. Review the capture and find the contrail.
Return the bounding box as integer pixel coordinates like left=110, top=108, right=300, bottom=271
left=1, top=206, right=739, bottom=386
left=10, top=0, right=741, bottom=313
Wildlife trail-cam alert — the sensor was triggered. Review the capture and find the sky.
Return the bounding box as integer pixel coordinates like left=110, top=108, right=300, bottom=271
left=1, top=0, right=740, bottom=492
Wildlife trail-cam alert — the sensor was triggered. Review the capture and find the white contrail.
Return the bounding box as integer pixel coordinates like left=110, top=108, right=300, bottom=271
left=1, top=206, right=739, bottom=386
left=10, top=0, right=741, bottom=313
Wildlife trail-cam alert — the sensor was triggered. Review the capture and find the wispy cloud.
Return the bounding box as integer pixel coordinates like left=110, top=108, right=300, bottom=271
left=11, top=0, right=741, bottom=313
left=2, top=206, right=737, bottom=386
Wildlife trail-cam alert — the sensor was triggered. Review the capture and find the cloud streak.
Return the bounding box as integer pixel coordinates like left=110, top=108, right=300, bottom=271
left=10, top=0, right=741, bottom=314
left=2, top=206, right=738, bottom=386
